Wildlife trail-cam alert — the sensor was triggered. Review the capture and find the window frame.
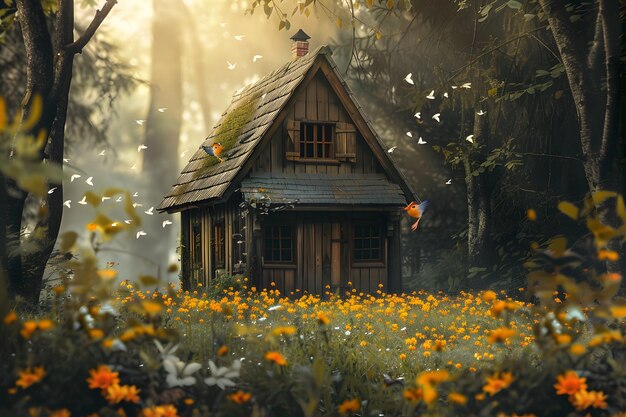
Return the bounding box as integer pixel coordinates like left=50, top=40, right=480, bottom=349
left=298, top=121, right=336, bottom=161
left=262, top=224, right=296, bottom=267
left=351, top=222, right=385, bottom=266
left=213, top=219, right=225, bottom=269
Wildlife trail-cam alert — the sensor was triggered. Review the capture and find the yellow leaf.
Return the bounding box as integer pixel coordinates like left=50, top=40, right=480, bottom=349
left=488, top=87, right=498, bottom=97
left=375, top=30, right=382, bottom=40
left=557, top=201, right=579, bottom=220
left=587, top=218, right=617, bottom=246
left=592, top=190, right=617, bottom=205
left=616, top=196, right=626, bottom=224
left=548, top=236, right=568, bottom=256
left=18, top=174, right=47, bottom=198
left=59, top=231, right=78, bottom=252
left=85, top=191, right=101, bottom=207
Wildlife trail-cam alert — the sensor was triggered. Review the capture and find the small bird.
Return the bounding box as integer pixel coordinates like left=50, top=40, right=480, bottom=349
left=404, top=73, right=414, bottom=85
left=426, top=90, right=435, bottom=99
left=417, top=137, right=427, bottom=145
left=387, top=146, right=397, bottom=153
left=202, top=143, right=224, bottom=162
left=446, top=179, right=452, bottom=185
left=133, top=192, right=139, bottom=197
left=252, top=54, right=263, bottom=62
left=70, top=174, right=81, bottom=182
left=136, top=230, right=147, bottom=239
left=136, top=120, right=145, bottom=125
left=48, top=187, right=57, bottom=195
left=124, top=219, right=133, bottom=225
left=227, top=61, right=236, bottom=70
left=63, top=158, right=70, bottom=163
left=461, top=82, right=472, bottom=89
left=406, top=132, right=413, bottom=138
left=466, top=134, right=474, bottom=143
left=85, top=177, right=94, bottom=186
left=404, top=200, right=429, bottom=231
left=137, top=144, right=148, bottom=152
left=102, top=196, right=111, bottom=202
left=414, top=112, right=421, bottom=119
left=432, top=113, right=441, bottom=123
left=443, top=92, right=449, bottom=98
left=116, top=196, right=123, bottom=203
left=158, top=107, right=167, bottom=112
left=145, top=207, right=154, bottom=215
left=98, top=150, right=106, bottom=156
left=477, top=109, right=487, bottom=116
left=162, top=220, right=173, bottom=228
left=78, top=196, right=87, bottom=205
left=63, top=200, right=71, bottom=208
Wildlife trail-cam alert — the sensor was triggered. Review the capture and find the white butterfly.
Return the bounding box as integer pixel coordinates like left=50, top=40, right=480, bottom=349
left=130, top=163, right=137, bottom=170
left=162, top=220, right=173, bottom=228
left=116, top=196, right=123, bottom=202
left=404, top=73, right=414, bottom=85
left=136, top=231, right=147, bottom=239
left=158, top=107, right=167, bottom=113
left=252, top=55, right=263, bottom=62
left=387, top=146, right=397, bottom=153
left=124, top=219, right=133, bottom=225
left=417, top=137, right=427, bottom=145
left=466, top=134, right=474, bottom=143
left=78, top=196, right=87, bottom=205
left=102, top=196, right=111, bottom=202
left=432, top=113, right=441, bottom=123
left=406, top=132, right=413, bottom=138
left=98, top=150, right=106, bottom=156
left=477, top=109, right=487, bottom=116
left=461, top=82, right=472, bottom=89
left=443, top=92, right=449, bottom=98
left=233, top=35, right=245, bottom=41
left=63, top=158, right=70, bottom=163
left=137, top=145, right=148, bottom=152
left=414, top=112, right=421, bottom=119
left=446, top=179, right=452, bottom=185
left=136, top=120, right=145, bottom=125
left=48, top=187, right=57, bottom=194
left=85, top=177, right=94, bottom=186
left=451, top=85, right=458, bottom=89
left=63, top=200, right=71, bottom=208
left=426, top=90, right=435, bottom=100
left=133, top=203, right=143, bottom=208
left=70, top=174, right=81, bottom=182
left=144, top=207, right=154, bottom=215
left=133, top=192, right=139, bottom=197
left=227, top=61, right=236, bottom=70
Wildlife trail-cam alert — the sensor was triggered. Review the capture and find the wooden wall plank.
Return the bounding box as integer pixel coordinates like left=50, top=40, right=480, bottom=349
left=306, top=78, right=317, bottom=120
left=322, top=223, right=331, bottom=291
left=317, top=74, right=329, bottom=121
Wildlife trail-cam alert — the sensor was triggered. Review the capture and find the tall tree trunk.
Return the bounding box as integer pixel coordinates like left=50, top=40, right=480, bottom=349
left=539, top=0, right=624, bottom=269
left=465, top=111, right=494, bottom=279
left=139, top=0, right=184, bottom=278
left=4, top=0, right=117, bottom=305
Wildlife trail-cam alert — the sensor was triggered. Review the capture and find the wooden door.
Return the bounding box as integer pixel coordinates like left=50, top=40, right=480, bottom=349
left=301, top=222, right=341, bottom=294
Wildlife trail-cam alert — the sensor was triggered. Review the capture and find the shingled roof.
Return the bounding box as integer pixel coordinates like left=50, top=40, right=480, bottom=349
left=241, top=173, right=406, bottom=206
left=159, top=46, right=415, bottom=212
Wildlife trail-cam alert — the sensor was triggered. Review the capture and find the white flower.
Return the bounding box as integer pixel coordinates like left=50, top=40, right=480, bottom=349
left=162, top=356, right=202, bottom=387
left=205, top=359, right=241, bottom=390
left=154, top=340, right=179, bottom=362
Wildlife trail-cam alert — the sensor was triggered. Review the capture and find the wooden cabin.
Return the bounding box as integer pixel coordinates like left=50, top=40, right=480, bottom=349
left=158, top=31, right=416, bottom=295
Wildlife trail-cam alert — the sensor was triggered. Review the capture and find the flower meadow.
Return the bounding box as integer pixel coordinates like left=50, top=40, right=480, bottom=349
left=1, top=194, right=625, bottom=417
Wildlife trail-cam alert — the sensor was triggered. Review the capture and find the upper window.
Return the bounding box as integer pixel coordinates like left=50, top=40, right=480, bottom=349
left=300, top=122, right=334, bottom=159
left=353, top=224, right=382, bottom=262
left=264, top=225, right=294, bottom=263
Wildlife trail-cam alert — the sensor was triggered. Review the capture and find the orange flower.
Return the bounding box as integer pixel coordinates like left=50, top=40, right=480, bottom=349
left=570, top=390, right=607, bottom=411
left=20, top=321, right=38, bottom=339
left=104, top=384, right=141, bottom=404
left=50, top=409, right=71, bottom=417
left=482, top=372, right=514, bottom=396
left=16, top=367, right=46, bottom=389
left=434, top=339, right=446, bottom=351
left=403, top=387, right=422, bottom=402
left=264, top=351, right=287, bottom=366
left=271, top=326, right=297, bottom=337
left=338, top=399, right=360, bottom=415
left=87, top=365, right=120, bottom=390
left=228, top=390, right=252, bottom=404
left=317, top=311, right=330, bottom=325
left=482, top=290, right=497, bottom=303
left=216, top=345, right=229, bottom=356
left=487, top=327, right=516, bottom=344
left=3, top=311, right=17, bottom=325
left=448, top=392, right=468, bottom=405
left=554, top=371, right=587, bottom=396
left=142, top=405, right=180, bottom=417
left=417, top=370, right=449, bottom=386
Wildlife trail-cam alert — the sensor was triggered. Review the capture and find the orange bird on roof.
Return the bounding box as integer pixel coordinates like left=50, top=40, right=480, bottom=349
left=202, top=143, right=224, bottom=162
left=404, top=200, right=429, bottom=231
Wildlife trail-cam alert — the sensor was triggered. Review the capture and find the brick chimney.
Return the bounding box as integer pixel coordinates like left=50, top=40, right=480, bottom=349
left=290, top=29, right=311, bottom=59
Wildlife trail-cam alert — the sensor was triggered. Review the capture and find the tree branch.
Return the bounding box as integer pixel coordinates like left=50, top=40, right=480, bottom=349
left=64, top=0, right=117, bottom=55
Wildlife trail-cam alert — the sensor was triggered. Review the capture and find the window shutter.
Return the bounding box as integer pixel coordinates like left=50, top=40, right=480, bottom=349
left=335, top=122, right=356, bottom=162
left=286, top=120, right=301, bottom=160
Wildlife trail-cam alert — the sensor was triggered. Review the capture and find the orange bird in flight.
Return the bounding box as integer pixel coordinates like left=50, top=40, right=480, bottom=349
left=404, top=200, right=429, bottom=231
left=202, top=143, right=224, bottom=162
